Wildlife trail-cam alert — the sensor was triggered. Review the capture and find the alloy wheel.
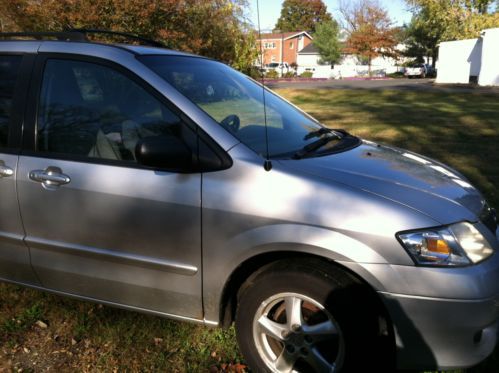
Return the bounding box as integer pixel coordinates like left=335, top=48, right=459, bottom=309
left=252, top=292, right=345, bottom=372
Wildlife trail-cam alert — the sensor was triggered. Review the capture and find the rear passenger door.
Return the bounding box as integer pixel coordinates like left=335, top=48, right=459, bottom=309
left=17, top=55, right=203, bottom=318
left=0, top=53, right=39, bottom=284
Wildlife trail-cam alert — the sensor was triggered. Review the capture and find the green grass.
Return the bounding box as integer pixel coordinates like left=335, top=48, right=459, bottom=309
left=1, top=301, right=43, bottom=334
left=1, top=88, right=498, bottom=372
left=0, top=285, right=242, bottom=371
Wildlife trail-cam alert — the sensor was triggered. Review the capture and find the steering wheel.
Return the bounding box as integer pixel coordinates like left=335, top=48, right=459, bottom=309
left=220, top=114, right=240, bottom=132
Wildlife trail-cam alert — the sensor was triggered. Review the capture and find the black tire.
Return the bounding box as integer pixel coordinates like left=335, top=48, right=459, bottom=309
left=235, top=259, right=394, bottom=372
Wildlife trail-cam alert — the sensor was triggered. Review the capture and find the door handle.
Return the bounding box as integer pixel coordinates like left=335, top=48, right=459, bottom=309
left=0, top=161, right=13, bottom=177
left=29, top=166, right=71, bottom=188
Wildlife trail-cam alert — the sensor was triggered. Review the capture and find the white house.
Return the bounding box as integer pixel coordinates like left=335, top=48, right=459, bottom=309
left=296, top=43, right=406, bottom=79
left=296, top=43, right=332, bottom=78
left=436, top=28, right=499, bottom=86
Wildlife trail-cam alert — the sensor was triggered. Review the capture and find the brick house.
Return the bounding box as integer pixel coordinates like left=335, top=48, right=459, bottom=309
left=257, top=31, right=313, bottom=66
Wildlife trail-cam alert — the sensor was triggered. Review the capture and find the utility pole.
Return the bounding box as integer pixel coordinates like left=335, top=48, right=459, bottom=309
left=281, top=34, right=284, bottom=77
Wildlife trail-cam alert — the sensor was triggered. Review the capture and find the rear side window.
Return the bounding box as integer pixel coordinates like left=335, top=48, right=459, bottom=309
left=37, top=59, right=195, bottom=164
left=0, top=55, right=22, bottom=147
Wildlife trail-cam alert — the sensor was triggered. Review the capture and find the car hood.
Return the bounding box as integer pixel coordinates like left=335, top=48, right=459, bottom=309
left=280, top=141, right=485, bottom=224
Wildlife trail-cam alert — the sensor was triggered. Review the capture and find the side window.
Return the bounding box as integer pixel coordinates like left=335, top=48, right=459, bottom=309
left=37, top=59, right=194, bottom=163
left=0, top=55, right=22, bottom=148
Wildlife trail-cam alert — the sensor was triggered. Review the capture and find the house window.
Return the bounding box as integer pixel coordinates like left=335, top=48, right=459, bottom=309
left=264, top=42, right=276, bottom=49
left=290, top=42, right=294, bottom=49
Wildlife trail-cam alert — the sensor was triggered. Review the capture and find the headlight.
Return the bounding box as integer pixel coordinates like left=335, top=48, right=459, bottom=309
left=397, top=222, right=494, bottom=266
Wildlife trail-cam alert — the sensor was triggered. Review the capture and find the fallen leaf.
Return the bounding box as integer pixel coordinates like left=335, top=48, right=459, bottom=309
left=234, top=363, right=247, bottom=373
left=35, top=320, right=48, bottom=329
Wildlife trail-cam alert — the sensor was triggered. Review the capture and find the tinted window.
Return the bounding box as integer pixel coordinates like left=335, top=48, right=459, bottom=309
left=0, top=55, right=22, bottom=147
left=37, top=59, right=194, bottom=163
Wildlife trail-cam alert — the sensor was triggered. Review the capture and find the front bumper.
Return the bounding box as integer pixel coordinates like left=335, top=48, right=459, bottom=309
left=339, top=226, right=499, bottom=370
left=380, top=291, right=498, bottom=370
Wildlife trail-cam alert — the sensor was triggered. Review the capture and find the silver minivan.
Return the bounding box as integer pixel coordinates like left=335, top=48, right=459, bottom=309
left=0, top=31, right=498, bottom=372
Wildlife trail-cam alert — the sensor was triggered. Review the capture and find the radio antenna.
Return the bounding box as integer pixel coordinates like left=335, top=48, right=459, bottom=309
left=256, top=0, right=272, bottom=171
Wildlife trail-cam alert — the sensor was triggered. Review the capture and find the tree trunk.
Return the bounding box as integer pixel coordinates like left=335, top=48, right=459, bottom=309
left=432, top=50, right=438, bottom=68
left=368, top=56, right=372, bottom=77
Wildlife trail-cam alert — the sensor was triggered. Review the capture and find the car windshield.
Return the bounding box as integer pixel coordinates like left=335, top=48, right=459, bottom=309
left=139, top=55, right=340, bottom=158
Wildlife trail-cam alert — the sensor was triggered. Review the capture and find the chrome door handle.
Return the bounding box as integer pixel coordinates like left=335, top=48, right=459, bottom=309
left=29, top=166, right=71, bottom=188
left=0, top=162, right=13, bottom=177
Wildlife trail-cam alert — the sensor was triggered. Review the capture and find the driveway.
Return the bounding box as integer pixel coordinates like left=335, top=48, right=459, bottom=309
left=267, top=78, right=499, bottom=94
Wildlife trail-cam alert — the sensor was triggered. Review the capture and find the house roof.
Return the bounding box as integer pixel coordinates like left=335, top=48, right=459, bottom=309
left=298, top=42, right=347, bottom=54
left=258, top=31, right=313, bottom=41
left=298, top=43, right=319, bottom=54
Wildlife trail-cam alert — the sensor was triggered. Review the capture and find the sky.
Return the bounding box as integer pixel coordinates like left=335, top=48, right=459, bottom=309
left=248, top=0, right=413, bottom=31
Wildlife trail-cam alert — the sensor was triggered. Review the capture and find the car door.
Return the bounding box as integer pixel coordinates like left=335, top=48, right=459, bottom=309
left=0, top=52, right=39, bottom=284
left=17, top=55, right=203, bottom=319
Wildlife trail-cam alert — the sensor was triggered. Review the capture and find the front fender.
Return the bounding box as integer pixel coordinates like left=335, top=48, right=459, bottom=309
left=227, top=224, right=388, bottom=264
left=202, top=223, right=390, bottom=323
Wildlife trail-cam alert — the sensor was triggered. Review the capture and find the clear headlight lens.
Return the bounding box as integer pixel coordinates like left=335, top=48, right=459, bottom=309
left=398, top=222, right=494, bottom=266
left=451, top=222, right=494, bottom=263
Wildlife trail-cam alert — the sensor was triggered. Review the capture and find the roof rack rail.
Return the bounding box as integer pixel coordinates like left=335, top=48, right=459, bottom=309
left=0, top=31, right=86, bottom=42
left=0, top=29, right=165, bottom=48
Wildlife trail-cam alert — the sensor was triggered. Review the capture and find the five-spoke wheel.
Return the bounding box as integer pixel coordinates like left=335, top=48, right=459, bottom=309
left=253, top=292, right=344, bottom=372
left=235, top=259, right=394, bottom=372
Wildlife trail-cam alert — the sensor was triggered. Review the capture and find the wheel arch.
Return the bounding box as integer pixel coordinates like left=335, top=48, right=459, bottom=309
left=207, top=223, right=392, bottom=327
left=218, top=250, right=393, bottom=339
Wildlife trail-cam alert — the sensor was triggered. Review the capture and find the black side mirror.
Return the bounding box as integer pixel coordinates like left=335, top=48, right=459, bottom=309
left=135, top=136, right=193, bottom=171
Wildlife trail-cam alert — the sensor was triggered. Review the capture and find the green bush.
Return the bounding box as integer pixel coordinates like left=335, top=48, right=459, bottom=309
left=402, top=58, right=424, bottom=67
left=265, top=70, right=279, bottom=79
left=244, top=66, right=264, bottom=80
left=387, top=72, right=405, bottom=79
left=283, top=71, right=296, bottom=78
left=300, top=71, right=313, bottom=78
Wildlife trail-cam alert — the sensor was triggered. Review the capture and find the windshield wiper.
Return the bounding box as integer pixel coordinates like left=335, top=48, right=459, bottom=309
left=303, top=127, right=330, bottom=140
left=303, top=127, right=344, bottom=141
left=293, top=132, right=342, bottom=159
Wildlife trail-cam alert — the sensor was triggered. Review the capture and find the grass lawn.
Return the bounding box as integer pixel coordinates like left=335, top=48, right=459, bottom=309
left=1, top=88, right=498, bottom=372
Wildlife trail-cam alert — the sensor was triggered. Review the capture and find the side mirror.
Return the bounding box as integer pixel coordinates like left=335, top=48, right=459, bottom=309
left=135, top=136, right=193, bottom=171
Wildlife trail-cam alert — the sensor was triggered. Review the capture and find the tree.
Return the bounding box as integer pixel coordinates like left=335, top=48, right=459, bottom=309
left=275, top=0, right=332, bottom=32
left=340, top=0, right=399, bottom=76
left=405, top=0, right=499, bottom=43
left=402, top=16, right=442, bottom=66
left=0, top=0, right=258, bottom=73
left=313, top=20, right=342, bottom=66
left=471, top=0, right=495, bottom=13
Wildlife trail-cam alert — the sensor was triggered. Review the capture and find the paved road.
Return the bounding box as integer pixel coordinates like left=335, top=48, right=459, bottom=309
left=267, top=78, right=499, bottom=94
